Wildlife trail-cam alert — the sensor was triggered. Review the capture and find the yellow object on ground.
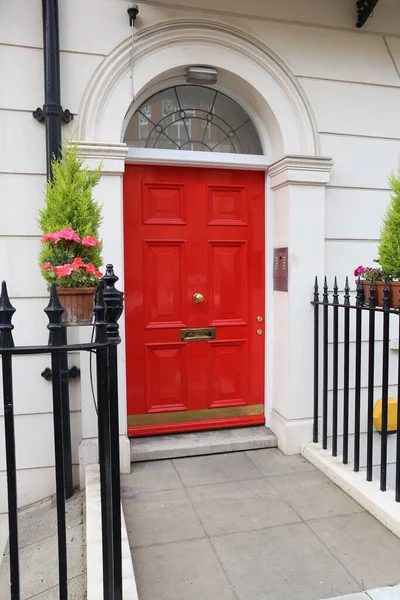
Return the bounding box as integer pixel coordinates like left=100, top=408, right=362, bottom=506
left=373, top=398, right=398, bottom=433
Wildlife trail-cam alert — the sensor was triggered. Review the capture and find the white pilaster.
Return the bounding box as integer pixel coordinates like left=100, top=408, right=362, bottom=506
left=269, top=156, right=333, bottom=454
left=75, top=142, right=131, bottom=486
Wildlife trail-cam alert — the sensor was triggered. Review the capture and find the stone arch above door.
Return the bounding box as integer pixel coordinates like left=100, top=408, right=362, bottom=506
left=77, top=19, right=320, bottom=159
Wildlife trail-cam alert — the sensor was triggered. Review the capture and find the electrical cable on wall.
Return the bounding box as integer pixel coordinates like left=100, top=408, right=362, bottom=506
left=131, top=22, right=135, bottom=99
left=89, top=323, right=98, bottom=416
left=127, top=5, right=139, bottom=100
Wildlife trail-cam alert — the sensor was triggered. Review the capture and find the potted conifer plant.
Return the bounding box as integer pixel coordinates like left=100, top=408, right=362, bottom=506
left=38, top=143, right=103, bottom=325
left=354, top=159, right=400, bottom=308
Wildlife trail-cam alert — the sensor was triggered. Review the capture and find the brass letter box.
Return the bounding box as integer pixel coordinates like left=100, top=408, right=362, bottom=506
left=180, top=327, right=216, bottom=342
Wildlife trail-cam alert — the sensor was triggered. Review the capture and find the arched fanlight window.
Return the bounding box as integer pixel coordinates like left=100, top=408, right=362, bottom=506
left=123, top=85, right=263, bottom=155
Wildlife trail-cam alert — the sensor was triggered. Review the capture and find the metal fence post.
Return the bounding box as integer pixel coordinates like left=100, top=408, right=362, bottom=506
left=102, top=265, right=124, bottom=600
left=0, top=282, right=20, bottom=600
left=60, top=325, right=74, bottom=499
left=45, top=284, right=68, bottom=600
left=94, top=284, right=114, bottom=599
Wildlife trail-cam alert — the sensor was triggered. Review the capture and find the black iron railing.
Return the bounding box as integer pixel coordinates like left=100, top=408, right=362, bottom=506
left=1, top=265, right=124, bottom=600
left=312, top=277, right=400, bottom=500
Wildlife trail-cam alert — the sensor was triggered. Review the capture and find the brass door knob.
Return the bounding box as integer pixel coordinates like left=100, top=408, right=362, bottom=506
left=193, top=293, right=204, bottom=304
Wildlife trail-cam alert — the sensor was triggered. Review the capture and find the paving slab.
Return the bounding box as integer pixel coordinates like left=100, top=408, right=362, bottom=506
left=132, top=538, right=237, bottom=600
left=6, top=495, right=82, bottom=551
left=124, top=488, right=205, bottom=547
left=308, top=513, right=400, bottom=589
left=173, top=451, right=261, bottom=486
left=212, top=522, right=361, bottom=600
left=0, top=524, right=83, bottom=600
left=0, top=494, right=84, bottom=600
left=121, top=459, right=183, bottom=494
left=27, top=574, right=85, bottom=600
left=130, top=426, right=277, bottom=461
left=268, top=470, right=365, bottom=520
left=246, top=447, right=316, bottom=477
left=187, top=478, right=300, bottom=536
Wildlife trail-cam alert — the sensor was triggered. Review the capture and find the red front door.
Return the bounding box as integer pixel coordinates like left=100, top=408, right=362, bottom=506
left=124, top=165, right=265, bottom=437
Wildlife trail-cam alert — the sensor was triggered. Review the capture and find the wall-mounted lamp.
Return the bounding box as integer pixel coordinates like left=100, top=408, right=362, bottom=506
left=127, top=4, right=139, bottom=26
left=186, top=67, right=218, bottom=85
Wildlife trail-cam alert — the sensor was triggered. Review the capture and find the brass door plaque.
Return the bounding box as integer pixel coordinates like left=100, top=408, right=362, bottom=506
left=180, top=327, right=216, bottom=342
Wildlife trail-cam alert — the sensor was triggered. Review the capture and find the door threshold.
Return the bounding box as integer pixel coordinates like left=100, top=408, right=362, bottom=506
left=130, top=426, right=277, bottom=462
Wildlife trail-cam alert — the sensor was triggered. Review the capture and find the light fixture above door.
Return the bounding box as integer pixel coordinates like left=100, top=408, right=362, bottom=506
left=186, top=67, right=219, bottom=85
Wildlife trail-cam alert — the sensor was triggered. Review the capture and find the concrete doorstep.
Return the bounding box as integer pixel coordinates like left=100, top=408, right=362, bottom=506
left=85, top=464, right=138, bottom=600
left=130, top=426, right=277, bottom=462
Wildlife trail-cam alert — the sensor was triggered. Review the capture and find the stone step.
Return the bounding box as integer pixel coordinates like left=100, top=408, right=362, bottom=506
left=130, top=426, right=277, bottom=462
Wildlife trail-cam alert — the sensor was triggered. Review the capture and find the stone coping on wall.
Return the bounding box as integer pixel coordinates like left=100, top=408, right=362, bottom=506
left=302, top=442, right=400, bottom=540
left=85, top=464, right=138, bottom=600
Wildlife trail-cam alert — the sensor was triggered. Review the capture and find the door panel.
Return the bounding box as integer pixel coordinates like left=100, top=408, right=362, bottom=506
left=124, top=165, right=265, bottom=436
left=144, top=240, right=186, bottom=328
left=209, top=340, right=247, bottom=408
left=145, top=343, right=187, bottom=412
left=209, top=241, right=247, bottom=326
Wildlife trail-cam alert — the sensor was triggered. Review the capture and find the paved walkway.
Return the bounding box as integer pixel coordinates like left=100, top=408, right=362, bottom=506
left=0, top=493, right=85, bottom=600
left=122, top=448, right=400, bottom=600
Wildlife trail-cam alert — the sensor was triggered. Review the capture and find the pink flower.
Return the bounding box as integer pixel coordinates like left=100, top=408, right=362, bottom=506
left=95, top=270, right=103, bottom=278
left=40, top=261, right=52, bottom=271
left=71, top=257, right=84, bottom=269
left=84, top=263, right=97, bottom=275
left=54, top=263, right=73, bottom=278
left=56, top=228, right=80, bottom=243
left=82, top=236, right=99, bottom=247
left=354, top=266, right=366, bottom=277
left=41, top=232, right=60, bottom=243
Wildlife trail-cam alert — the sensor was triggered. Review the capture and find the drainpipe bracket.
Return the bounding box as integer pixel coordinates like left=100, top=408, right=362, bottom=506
left=32, top=105, right=74, bottom=124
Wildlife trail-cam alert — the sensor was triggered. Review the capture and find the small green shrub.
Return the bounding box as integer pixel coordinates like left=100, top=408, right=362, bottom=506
left=377, top=159, right=400, bottom=279
left=38, top=143, right=104, bottom=288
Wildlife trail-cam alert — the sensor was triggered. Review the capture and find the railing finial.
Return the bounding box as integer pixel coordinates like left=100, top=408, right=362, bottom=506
left=44, top=283, right=65, bottom=346
left=323, top=276, right=329, bottom=304
left=94, top=281, right=108, bottom=344
left=0, top=281, right=16, bottom=349
left=344, top=276, right=350, bottom=305
left=101, top=264, right=124, bottom=342
left=356, top=276, right=363, bottom=306
left=333, top=277, right=339, bottom=305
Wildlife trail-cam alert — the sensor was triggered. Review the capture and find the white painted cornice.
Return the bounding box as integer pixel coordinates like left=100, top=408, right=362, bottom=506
left=75, top=141, right=128, bottom=175
left=269, top=155, right=334, bottom=189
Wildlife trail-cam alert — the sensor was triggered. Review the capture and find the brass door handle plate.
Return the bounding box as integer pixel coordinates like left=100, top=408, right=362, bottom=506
left=193, top=293, right=204, bottom=304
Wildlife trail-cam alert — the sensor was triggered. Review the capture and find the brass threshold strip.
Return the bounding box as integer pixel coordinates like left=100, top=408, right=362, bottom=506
left=128, top=404, right=264, bottom=426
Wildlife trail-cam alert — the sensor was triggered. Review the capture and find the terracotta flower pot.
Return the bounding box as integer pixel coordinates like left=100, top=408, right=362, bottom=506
left=362, top=281, right=400, bottom=309
left=56, top=287, right=96, bottom=325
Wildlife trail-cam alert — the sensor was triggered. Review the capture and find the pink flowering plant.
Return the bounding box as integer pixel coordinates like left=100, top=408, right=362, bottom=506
left=38, top=143, right=103, bottom=288
left=40, top=228, right=103, bottom=287
left=353, top=265, right=386, bottom=282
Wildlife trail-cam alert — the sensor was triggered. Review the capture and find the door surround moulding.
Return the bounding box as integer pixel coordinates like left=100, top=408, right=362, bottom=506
left=77, top=19, right=320, bottom=158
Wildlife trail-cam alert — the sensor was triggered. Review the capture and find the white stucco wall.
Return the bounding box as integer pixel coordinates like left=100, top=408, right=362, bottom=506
left=1, top=0, right=400, bottom=510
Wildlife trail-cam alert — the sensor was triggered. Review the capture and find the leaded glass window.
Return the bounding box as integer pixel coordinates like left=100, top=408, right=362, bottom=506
left=124, top=85, right=263, bottom=154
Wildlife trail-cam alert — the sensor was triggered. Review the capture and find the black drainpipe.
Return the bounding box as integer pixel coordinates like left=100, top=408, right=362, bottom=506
left=33, top=0, right=73, bottom=176
left=33, top=0, right=74, bottom=499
